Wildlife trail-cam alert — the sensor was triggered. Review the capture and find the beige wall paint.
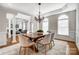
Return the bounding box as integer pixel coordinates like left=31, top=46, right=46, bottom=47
left=47, top=10, right=76, bottom=39
left=0, top=6, right=30, bottom=32
left=0, top=5, right=76, bottom=39
left=0, top=10, right=8, bottom=32
left=0, top=6, right=17, bottom=32
left=76, top=4, right=79, bottom=50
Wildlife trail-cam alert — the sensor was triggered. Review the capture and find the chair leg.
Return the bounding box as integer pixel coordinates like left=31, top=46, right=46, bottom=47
left=49, top=43, right=51, bottom=49
left=27, top=48, right=29, bottom=55
left=33, top=45, right=35, bottom=54
left=49, top=43, right=52, bottom=49
left=19, top=46, right=22, bottom=55
left=52, top=40, right=55, bottom=46
left=24, top=48, right=26, bottom=55
left=37, top=43, right=38, bottom=50
left=45, top=45, right=47, bottom=55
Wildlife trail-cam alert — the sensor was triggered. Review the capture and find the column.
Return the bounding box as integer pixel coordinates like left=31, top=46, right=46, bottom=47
left=25, top=21, right=27, bottom=30
left=8, top=19, right=11, bottom=38
left=12, top=17, right=16, bottom=41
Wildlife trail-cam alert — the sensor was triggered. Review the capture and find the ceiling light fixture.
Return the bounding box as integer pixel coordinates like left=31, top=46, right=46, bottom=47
left=35, top=3, right=44, bottom=23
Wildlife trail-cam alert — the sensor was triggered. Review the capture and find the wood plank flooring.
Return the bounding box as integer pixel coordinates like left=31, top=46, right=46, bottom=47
left=54, top=39, right=79, bottom=55
left=0, top=35, right=79, bottom=55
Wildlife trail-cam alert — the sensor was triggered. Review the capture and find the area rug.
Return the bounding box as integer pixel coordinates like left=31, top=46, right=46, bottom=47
left=0, top=40, right=67, bottom=55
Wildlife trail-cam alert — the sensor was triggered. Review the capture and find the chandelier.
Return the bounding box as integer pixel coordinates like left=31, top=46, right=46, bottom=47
left=35, top=3, right=44, bottom=23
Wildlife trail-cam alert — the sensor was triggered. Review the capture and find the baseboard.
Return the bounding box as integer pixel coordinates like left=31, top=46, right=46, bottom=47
left=54, top=38, right=75, bottom=43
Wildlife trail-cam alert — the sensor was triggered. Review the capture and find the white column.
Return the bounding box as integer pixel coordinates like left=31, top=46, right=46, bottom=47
left=30, top=22, right=32, bottom=33
left=22, top=20, right=23, bottom=30
left=8, top=19, right=11, bottom=38
left=12, top=17, right=16, bottom=40
left=29, top=18, right=32, bottom=33
left=25, top=21, right=27, bottom=30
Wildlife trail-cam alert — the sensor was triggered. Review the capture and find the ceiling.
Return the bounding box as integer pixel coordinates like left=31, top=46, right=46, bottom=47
left=0, top=3, right=66, bottom=16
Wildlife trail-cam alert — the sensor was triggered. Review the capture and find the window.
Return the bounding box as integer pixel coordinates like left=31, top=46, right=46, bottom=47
left=42, top=18, right=48, bottom=33
left=58, top=15, right=69, bottom=35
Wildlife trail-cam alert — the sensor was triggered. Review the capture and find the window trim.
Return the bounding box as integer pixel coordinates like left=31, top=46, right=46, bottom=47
left=58, top=15, right=69, bottom=35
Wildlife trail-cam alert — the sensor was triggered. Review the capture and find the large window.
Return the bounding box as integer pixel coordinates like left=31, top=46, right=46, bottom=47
left=42, top=18, right=48, bottom=33
left=58, top=15, right=69, bottom=35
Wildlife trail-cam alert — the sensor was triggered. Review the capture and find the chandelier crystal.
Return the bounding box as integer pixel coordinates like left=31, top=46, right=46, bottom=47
left=35, top=3, right=44, bottom=23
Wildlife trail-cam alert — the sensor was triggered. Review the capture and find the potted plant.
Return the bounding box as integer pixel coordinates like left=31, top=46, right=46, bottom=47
left=37, top=29, right=43, bottom=35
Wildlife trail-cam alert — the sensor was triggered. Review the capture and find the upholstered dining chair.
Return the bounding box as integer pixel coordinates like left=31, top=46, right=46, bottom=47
left=36, top=33, right=55, bottom=55
left=18, top=34, right=35, bottom=55
left=50, top=33, right=55, bottom=48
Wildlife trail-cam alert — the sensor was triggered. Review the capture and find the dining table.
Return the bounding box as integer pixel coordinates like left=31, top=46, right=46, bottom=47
left=23, top=33, right=46, bottom=42
left=23, top=33, right=48, bottom=52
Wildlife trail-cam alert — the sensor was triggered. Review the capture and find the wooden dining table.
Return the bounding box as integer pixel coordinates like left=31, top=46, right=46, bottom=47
left=23, top=33, right=47, bottom=52
left=23, top=33, right=46, bottom=42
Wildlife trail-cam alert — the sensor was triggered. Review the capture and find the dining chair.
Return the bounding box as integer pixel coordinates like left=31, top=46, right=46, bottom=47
left=50, top=33, right=55, bottom=48
left=18, top=34, right=35, bottom=55
left=36, top=33, right=55, bottom=55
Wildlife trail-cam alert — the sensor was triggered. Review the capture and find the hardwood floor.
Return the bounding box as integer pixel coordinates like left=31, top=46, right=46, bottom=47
left=0, top=35, right=79, bottom=55
left=0, top=35, right=19, bottom=48
left=54, top=39, right=79, bottom=55
left=67, top=42, right=79, bottom=55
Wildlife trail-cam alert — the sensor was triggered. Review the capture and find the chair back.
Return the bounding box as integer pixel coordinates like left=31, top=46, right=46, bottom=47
left=50, top=33, right=54, bottom=41
left=18, top=34, right=32, bottom=46
left=43, top=34, right=51, bottom=43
